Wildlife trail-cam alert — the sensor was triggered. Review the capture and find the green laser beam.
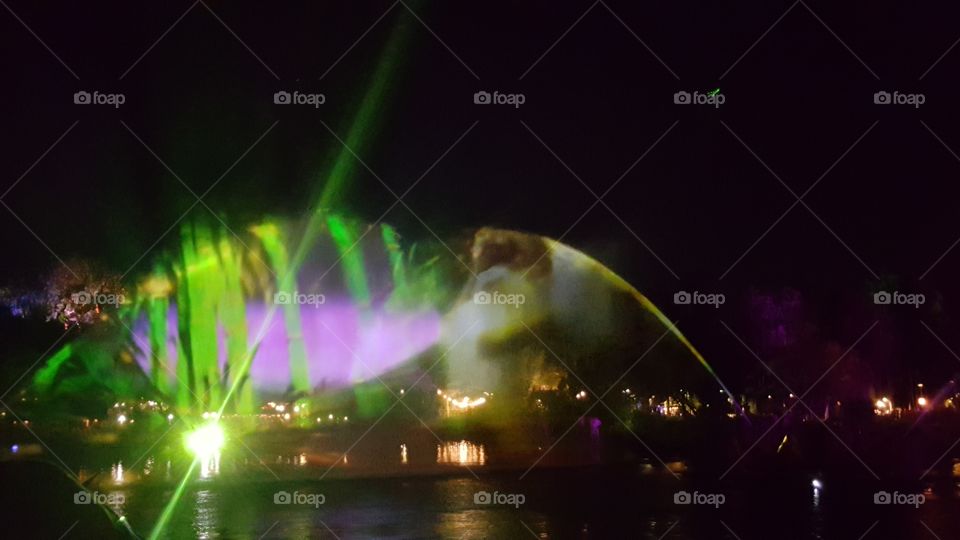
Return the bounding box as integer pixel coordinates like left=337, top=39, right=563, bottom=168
left=147, top=458, right=199, bottom=540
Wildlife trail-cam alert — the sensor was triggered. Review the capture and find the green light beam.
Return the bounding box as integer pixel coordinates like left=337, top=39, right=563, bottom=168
left=146, top=458, right=199, bottom=540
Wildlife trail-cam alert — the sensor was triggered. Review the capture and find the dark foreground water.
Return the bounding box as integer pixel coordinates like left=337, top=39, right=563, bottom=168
left=8, top=424, right=960, bottom=539
left=103, top=465, right=958, bottom=539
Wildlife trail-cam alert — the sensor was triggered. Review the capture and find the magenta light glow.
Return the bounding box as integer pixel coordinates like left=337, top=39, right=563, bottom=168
left=135, top=298, right=440, bottom=393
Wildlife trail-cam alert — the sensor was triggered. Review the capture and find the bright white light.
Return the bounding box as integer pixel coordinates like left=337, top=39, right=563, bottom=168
left=811, top=479, right=823, bottom=489
left=875, top=396, right=894, bottom=416
left=185, top=422, right=225, bottom=458
left=451, top=397, right=487, bottom=410
left=117, top=414, right=127, bottom=425
left=113, top=461, right=124, bottom=484
left=917, top=396, right=929, bottom=408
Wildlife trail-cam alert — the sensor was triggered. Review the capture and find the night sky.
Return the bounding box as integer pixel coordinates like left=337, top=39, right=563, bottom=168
left=2, top=1, right=959, bottom=391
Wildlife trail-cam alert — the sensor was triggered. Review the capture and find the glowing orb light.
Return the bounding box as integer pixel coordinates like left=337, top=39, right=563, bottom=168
left=874, top=396, right=893, bottom=416
left=185, top=423, right=225, bottom=458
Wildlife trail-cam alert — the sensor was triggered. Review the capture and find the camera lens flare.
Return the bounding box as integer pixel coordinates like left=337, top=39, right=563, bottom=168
left=185, top=423, right=225, bottom=458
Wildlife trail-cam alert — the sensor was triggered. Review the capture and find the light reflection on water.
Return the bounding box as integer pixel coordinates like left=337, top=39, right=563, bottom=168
left=96, top=440, right=488, bottom=496
left=193, top=490, right=218, bottom=540
left=89, top=440, right=494, bottom=534
left=97, top=440, right=487, bottom=492
left=272, top=453, right=309, bottom=466
left=436, top=440, right=486, bottom=466
left=112, top=460, right=125, bottom=484
left=198, top=452, right=220, bottom=479
left=90, top=446, right=960, bottom=539
left=68, top=457, right=960, bottom=539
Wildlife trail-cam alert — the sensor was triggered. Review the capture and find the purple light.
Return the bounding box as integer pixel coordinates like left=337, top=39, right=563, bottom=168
left=588, top=417, right=602, bottom=439
left=135, top=298, right=440, bottom=393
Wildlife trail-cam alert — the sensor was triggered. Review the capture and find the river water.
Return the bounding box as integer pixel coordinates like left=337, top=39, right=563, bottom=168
left=78, top=442, right=960, bottom=539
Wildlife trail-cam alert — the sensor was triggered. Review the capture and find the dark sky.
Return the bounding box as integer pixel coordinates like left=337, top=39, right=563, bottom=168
left=2, top=1, right=960, bottom=389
